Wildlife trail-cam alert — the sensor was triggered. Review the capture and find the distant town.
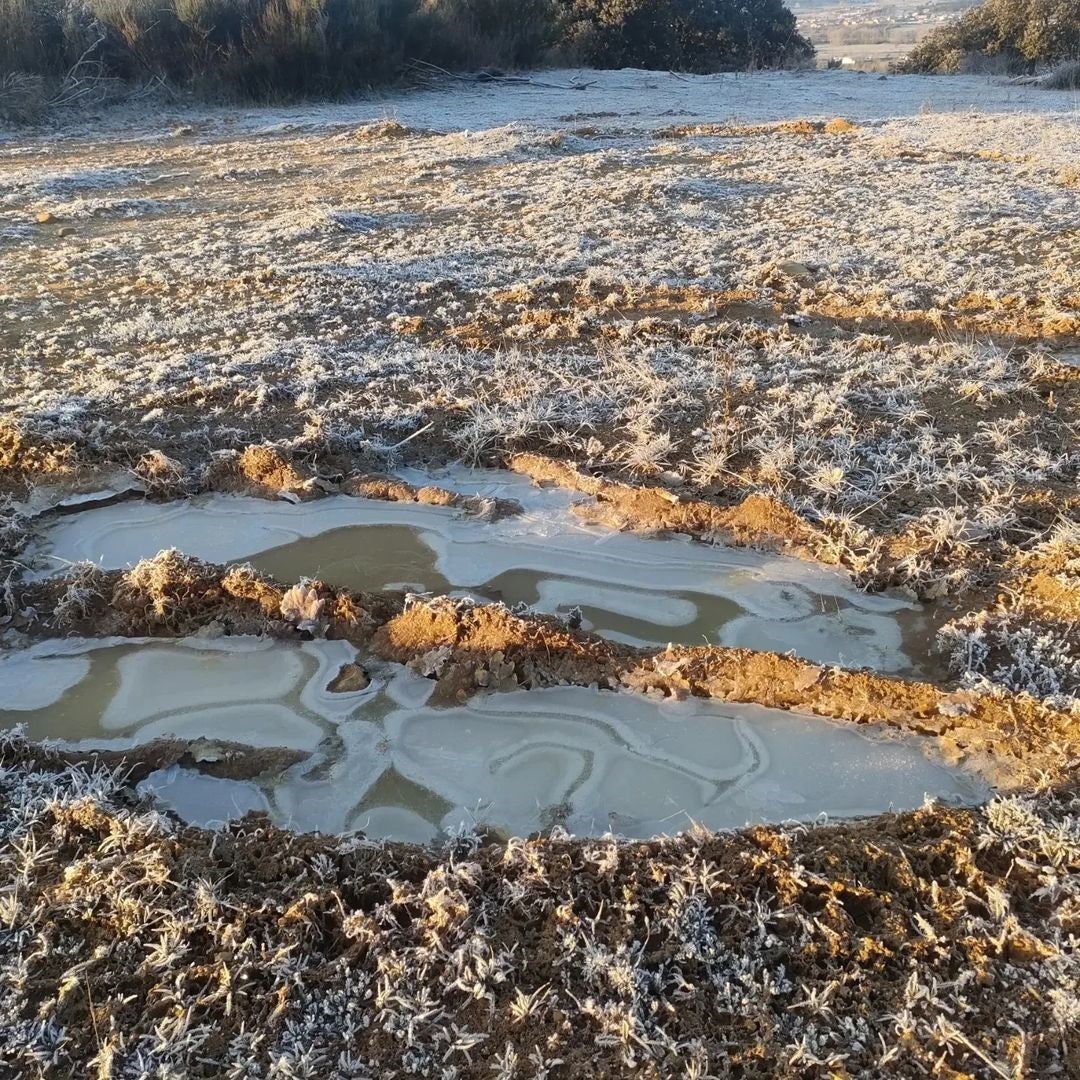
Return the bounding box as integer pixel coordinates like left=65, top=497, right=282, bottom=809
left=793, top=0, right=975, bottom=69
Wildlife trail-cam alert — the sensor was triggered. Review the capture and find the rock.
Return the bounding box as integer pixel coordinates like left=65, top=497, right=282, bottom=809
left=777, top=260, right=812, bottom=281
left=327, top=662, right=370, bottom=693
left=58, top=227, right=75, bottom=237
left=35, top=211, right=56, bottom=225
left=188, top=738, right=225, bottom=763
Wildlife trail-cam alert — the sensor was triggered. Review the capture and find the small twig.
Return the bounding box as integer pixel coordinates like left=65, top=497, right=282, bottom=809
left=388, top=420, right=435, bottom=451
left=406, top=59, right=472, bottom=82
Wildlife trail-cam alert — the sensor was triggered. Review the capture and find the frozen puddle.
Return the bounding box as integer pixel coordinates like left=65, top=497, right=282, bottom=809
left=37, top=467, right=928, bottom=673
left=0, top=637, right=985, bottom=841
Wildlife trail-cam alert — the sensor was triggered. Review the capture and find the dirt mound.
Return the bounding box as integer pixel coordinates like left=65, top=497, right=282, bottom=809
left=207, top=445, right=316, bottom=500
left=0, top=416, right=75, bottom=476
left=509, top=453, right=837, bottom=563
left=353, top=120, right=414, bottom=141
left=344, top=473, right=521, bottom=520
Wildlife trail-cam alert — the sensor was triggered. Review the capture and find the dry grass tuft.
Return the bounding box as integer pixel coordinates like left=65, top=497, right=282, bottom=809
left=353, top=119, right=414, bottom=141
left=209, top=444, right=315, bottom=499
left=824, top=116, right=858, bottom=134
left=1041, top=58, right=1080, bottom=89
left=111, top=549, right=225, bottom=628
left=132, top=449, right=196, bottom=496
left=0, top=72, right=48, bottom=125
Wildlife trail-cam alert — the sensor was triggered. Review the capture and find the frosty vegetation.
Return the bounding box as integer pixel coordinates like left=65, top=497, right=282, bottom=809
left=0, top=733, right=1078, bottom=1078
left=0, top=71, right=1078, bottom=1076
left=0, top=0, right=809, bottom=119
left=2, top=74, right=1077, bottom=705
left=904, top=0, right=1080, bottom=74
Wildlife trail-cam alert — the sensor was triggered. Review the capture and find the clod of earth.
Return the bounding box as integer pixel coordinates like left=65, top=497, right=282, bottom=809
left=327, top=661, right=371, bottom=692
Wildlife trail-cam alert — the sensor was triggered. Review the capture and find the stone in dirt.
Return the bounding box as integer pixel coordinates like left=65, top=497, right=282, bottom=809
left=776, top=260, right=812, bottom=280
left=327, top=662, right=370, bottom=693
left=35, top=211, right=56, bottom=224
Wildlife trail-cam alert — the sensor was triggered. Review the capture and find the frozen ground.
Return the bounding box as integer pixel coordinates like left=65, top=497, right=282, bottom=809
left=2, top=67, right=1078, bottom=702
left=4, top=68, right=1074, bottom=139
left=0, top=69, right=1079, bottom=1078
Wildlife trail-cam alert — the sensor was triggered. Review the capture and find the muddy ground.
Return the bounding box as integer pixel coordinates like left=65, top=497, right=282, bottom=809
left=0, top=69, right=1078, bottom=1076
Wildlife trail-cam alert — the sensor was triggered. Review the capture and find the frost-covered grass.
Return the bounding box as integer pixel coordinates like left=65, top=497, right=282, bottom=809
left=0, top=733, right=1076, bottom=1077
left=1, top=74, right=1078, bottom=705
left=1, top=74, right=1079, bottom=1074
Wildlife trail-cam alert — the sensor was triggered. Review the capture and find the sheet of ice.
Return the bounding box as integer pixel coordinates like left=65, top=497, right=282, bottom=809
left=36, top=467, right=918, bottom=671
left=1, top=649, right=91, bottom=711
left=138, top=767, right=269, bottom=827
left=0, top=638, right=986, bottom=840
left=720, top=609, right=906, bottom=671
left=1, top=637, right=349, bottom=747
left=99, top=636, right=307, bottom=730
left=377, top=686, right=984, bottom=838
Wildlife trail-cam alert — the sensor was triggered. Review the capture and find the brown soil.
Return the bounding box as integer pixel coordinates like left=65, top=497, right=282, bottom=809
left=395, top=273, right=1079, bottom=355
left=0, top=416, right=77, bottom=477
left=1024, top=570, right=1080, bottom=622
left=343, top=473, right=521, bottom=520
left=654, top=118, right=860, bottom=138
left=508, top=452, right=982, bottom=600
left=508, top=452, right=831, bottom=552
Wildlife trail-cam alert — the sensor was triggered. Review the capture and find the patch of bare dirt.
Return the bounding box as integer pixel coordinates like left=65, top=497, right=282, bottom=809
left=344, top=473, right=521, bottom=520
left=509, top=452, right=835, bottom=559
left=654, top=117, right=860, bottom=138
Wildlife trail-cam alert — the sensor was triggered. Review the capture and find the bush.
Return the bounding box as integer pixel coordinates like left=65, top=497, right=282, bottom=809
left=556, top=0, right=812, bottom=71
left=0, top=71, right=49, bottom=123
left=0, top=0, right=813, bottom=108
left=905, top=0, right=1080, bottom=73
left=407, top=0, right=558, bottom=71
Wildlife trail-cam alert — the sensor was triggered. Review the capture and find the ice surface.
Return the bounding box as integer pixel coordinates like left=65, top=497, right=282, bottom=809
left=38, top=467, right=919, bottom=672
left=0, top=637, right=986, bottom=839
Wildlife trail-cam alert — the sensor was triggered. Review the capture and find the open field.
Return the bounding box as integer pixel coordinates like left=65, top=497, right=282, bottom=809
left=0, top=69, right=1079, bottom=1076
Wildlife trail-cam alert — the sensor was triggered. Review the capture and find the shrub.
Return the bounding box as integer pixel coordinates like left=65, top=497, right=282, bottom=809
left=905, top=0, right=1080, bottom=73
left=0, top=71, right=49, bottom=123
left=0, top=0, right=814, bottom=109
left=1042, top=57, right=1080, bottom=86
left=407, top=0, right=558, bottom=71
left=556, top=0, right=812, bottom=71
